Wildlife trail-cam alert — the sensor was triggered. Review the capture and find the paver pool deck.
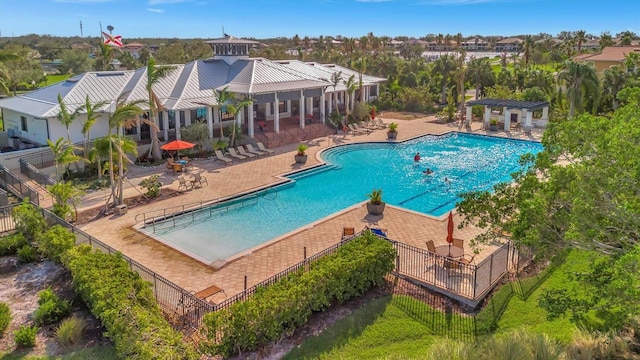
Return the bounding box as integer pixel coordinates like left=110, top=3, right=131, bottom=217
left=78, top=116, right=542, bottom=303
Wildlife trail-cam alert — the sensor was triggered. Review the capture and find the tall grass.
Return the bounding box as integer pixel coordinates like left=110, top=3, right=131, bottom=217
left=56, top=316, right=86, bottom=347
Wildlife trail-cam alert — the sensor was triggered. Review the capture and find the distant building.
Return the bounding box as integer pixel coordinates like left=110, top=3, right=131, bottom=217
left=461, top=38, right=488, bottom=51
left=574, top=46, right=640, bottom=72
left=495, top=37, right=523, bottom=52
left=123, top=42, right=146, bottom=59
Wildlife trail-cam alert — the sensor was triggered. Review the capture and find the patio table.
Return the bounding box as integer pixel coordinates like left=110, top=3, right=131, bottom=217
left=435, top=244, right=463, bottom=258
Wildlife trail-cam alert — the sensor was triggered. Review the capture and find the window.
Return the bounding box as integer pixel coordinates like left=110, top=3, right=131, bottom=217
left=167, top=111, right=176, bottom=129
left=158, top=112, right=164, bottom=130
left=278, top=101, right=288, bottom=114
left=20, top=116, right=27, bottom=132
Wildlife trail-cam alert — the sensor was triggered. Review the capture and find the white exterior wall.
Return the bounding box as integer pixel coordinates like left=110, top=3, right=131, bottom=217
left=3, top=109, right=49, bottom=145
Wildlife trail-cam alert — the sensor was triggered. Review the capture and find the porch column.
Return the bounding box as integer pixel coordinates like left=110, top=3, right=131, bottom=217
left=306, top=96, right=312, bottom=117
left=321, top=92, right=326, bottom=124
left=175, top=111, right=181, bottom=140
left=525, top=110, right=533, bottom=127
left=162, top=111, right=169, bottom=141
left=299, top=91, right=305, bottom=129
left=274, top=93, right=280, bottom=133
left=503, top=108, right=511, bottom=131
left=484, top=106, right=491, bottom=127
left=185, top=110, right=192, bottom=127
left=248, top=104, right=255, bottom=138
left=136, top=118, right=141, bottom=140
left=542, top=106, right=549, bottom=120
left=207, top=107, right=213, bottom=139
left=465, top=106, right=472, bottom=127
left=327, top=92, right=332, bottom=117
left=213, top=106, right=220, bottom=138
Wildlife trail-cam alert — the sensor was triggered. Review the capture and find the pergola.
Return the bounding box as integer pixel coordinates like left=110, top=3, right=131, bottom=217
left=465, top=98, right=550, bottom=131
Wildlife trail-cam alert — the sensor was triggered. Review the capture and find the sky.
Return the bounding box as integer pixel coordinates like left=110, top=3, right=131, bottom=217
left=0, top=0, right=638, bottom=40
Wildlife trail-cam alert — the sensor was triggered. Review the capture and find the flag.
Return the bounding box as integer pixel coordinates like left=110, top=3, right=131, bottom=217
left=102, top=31, right=123, bottom=47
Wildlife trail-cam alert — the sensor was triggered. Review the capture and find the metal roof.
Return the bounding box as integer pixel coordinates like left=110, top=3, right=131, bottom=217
left=0, top=58, right=384, bottom=116
left=466, top=98, right=549, bottom=110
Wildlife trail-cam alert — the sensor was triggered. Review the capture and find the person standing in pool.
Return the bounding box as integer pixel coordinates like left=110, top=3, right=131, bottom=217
left=414, top=152, right=421, bottom=162
left=423, top=168, right=433, bottom=175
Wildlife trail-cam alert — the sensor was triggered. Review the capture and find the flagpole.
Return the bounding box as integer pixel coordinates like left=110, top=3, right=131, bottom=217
left=99, top=21, right=103, bottom=37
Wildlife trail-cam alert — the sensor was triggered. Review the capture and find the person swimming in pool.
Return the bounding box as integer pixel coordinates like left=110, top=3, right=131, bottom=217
left=423, top=168, right=433, bottom=175
left=414, top=152, right=421, bottom=162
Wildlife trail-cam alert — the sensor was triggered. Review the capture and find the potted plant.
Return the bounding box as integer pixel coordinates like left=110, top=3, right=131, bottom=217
left=387, top=122, right=398, bottom=140
left=295, top=143, right=308, bottom=163
left=489, top=119, right=499, bottom=131
left=366, top=188, right=385, bottom=215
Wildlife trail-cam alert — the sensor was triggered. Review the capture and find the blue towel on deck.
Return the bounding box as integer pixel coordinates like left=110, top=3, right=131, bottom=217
left=370, top=228, right=388, bottom=237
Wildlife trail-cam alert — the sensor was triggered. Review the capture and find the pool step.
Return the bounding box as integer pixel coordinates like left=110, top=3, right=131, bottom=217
left=288, top=164, right=340, bottom=180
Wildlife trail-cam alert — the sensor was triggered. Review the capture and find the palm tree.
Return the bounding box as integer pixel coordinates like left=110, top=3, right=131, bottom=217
left=343, top=75, right=358, bottom=121
left=78, top=95, right=108, bottom=160
left=107, top=98, right=144, bottom=206
left=617, top=31, right=636, bottom=46
left=330, top=71, right=343, bottom=113
left=95, top=43, right=115, bottom=71
left=599, top=32, right=614, bottom=51
left=436, top=33, right=444, bottom=55
left=47, top=138, right=82, bottom=180
left=56, top=94, right=80, bottom=142
left=226, top=96, right=254, bottom=147
left=91, top=136, right=111, bottom=180
left=214, top=87, right=235, bottom=140
left=354, top=57, right=367, bottom=103
left=453, top=51, right=467, bottom=123
left=523, top=35, right=533, bottom=67
left=603, top=65, right=627, bottom=110
left=466, top=57, right=493, bottom=99
left=432, top=55, right=456, bottom=104
left=145, top=58, right=175, bottom=161
left=0, top=63, right=10, bottom=95
left=557, top=60, right=599, bottom=117
left=48, top=181, right=85, bottom=221
left=574, top=30, right=587, bottom=53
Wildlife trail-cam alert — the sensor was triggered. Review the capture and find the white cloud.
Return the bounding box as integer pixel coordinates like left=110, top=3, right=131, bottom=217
left=147, top=7, right=165, bottom=12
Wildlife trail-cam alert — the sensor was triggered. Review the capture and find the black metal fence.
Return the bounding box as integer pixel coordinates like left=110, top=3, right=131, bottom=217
left=0, top=164, right=40, bottom=206
left=19, top=159, right=56, bottom=187
left=0, top=188, right=8, bottom=208
left=19, top=149, right=55, bottom=169
left=0, top=204, right=17, bottom=234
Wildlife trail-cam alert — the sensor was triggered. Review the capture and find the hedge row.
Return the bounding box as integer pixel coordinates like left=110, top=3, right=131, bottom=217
left=201, top=232, right=396, bottom=357
left=10, top=202, right=197, bottom=360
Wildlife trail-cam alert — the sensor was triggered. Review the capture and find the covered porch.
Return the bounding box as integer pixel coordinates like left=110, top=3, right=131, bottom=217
left=465, top=98, right=550, bottom=131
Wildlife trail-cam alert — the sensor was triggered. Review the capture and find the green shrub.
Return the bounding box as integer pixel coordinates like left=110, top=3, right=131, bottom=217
left=12, top=200, right=46, bottom=242
left=33, top=288, right=71, bottom=325
left=14, top=324, right=38, bottom=347
left=139, top=174, right=162, bottom=198
left=0, top=233, right=27, bottom=256
left=62, top=244, right=197, bottom=359
left=16, top=244, right=36, bottom=263
left=0, top=302, right=11, bottom=335
left=55, top=316, right=85, bottom=347
left=201, top=233, right=396, bottom=357
left=36, top=225, right=76, bottom=264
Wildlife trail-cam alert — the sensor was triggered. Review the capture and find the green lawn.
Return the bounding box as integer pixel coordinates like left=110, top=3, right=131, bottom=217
left=491, top=63, right=559, bottom=76
left=0, top=345, right=117, bottom=360
left=41, top=74, right=70, bottom=87
left=286, top=249, right=604, bottom=359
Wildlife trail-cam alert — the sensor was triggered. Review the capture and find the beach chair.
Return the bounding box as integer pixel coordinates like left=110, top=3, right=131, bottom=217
left=342, top=226, right=355, bottom=240
left=257, top=142, right=275, bottom=154
left=191, top=173, right=208, bottom=188
left=214, top=150, right=232, bottom=165
left=177, top=176, right=191, bottom=192
left=236, top=146, right=256, bottom=158
left=227, top=147, right=246, bottom=161
left=246, top=144, right=266, bottom=156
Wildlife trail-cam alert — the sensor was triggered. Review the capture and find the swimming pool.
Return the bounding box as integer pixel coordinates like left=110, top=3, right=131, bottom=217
left=140, top=133, right=543, bottom=265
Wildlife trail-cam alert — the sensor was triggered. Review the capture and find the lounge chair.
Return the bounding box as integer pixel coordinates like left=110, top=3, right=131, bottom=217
left=177, top=176, right=191, bottom=192
left=257, top=142, right=275, bottom=154
left=374, top=119, right=387, bottom=129
left=342, top=226, right=355, bottom=240
left=191, top=173, right=208, bottom=188
left=227, top=148, right=246, bottom=161
left=348, top=124, right=367, bottom=135
left=246, top=144, right=266, bottom=156
left=214, top=150, right=232, bottom=165
left=236, top=146, right=255, bottom=158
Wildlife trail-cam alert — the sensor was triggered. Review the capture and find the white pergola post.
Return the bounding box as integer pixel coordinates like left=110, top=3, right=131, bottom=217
left=320, top=92, right=326, bottom=123
left=213, top=106, right=221, bottom=138
left=299, top=90, right=305, bottom=129
left=327, top=92, right=332, bottom=118
left=162, top=111, right=169, bottom=141
left=175, top=111, right=181, bottom=140
left=248, top=104, right=255, bottom=138
left=484, top=106, right=491, bottom=127
left=503, top=108, right=511, bottom=131
left=465, top=106, right=472, bottom=126
left=274, top=93, right=280, bottom=133
left=542, top=106, right=549, bottom=120
left=525, top=110, right=533, bottom=127
left=207, top=107, right=213, bottom=139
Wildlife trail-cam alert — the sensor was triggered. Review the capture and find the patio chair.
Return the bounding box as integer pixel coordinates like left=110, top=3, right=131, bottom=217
left=257, top=142, right=275, bottom=155
left=458, top=253, right=476, bottom=265
left=452, top=238, right=464, bottom=250
left=236, top=146, right=256, bottom=158
left=165, top=161, right=173, bottom=174
left=425, top=240, right=436, bottom=253
left=181, top=156, right=193, bottom=168
left=342, top=226, right=355, bottom=240
left=246, top=144, right=266, bottom=156
left=177, top=176, right=192, bottom=192
left=227, top=147, right=246, bottom=161
left=214, top=150, right=232, bottom=165
left=191, top=173, right=208, bottom=188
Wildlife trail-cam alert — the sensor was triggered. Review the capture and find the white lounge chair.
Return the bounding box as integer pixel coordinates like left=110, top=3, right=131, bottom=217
left=228, top=148, right=246, bottom=161
left=236, top=146, right=255, bottom=158
left=246, top=144, right=266, bottom=156
left=256, top=142, right=275, bottom=154
left=214, top=150, right=232, bottom=165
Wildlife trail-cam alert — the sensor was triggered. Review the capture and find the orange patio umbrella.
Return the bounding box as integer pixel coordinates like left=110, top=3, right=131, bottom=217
left=160, top=140, right=195, bottom=158
left=446, top=211, right=454, bottom=256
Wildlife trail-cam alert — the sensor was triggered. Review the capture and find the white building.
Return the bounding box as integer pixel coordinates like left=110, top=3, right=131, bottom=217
left=0, top=35, right=385, bottom=150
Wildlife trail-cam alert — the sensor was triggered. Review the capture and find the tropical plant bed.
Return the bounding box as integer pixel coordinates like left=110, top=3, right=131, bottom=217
left=0, top=257, right=115, bottom=358
left=381, top=111, right=433, bottom=120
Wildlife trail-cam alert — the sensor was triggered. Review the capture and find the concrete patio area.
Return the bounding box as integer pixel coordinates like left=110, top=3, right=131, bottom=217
left=77, top=115, right=543, bottom=303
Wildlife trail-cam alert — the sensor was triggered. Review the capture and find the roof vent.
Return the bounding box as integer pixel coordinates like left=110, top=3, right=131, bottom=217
left=97, top=72, right=125, bottom=77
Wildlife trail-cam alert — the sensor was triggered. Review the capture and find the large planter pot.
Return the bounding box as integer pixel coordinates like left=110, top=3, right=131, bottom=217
left=387, top=131, right=397, bottom=140
left=367, top=202, right=386, bottom=216
left=489, top=124, right=499, bottom=132
left=295, top=154, right=308, bottom=164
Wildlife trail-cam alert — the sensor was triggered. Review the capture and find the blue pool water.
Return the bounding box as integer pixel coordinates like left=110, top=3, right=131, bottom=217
left=141, top=133, right=543, bottom=264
